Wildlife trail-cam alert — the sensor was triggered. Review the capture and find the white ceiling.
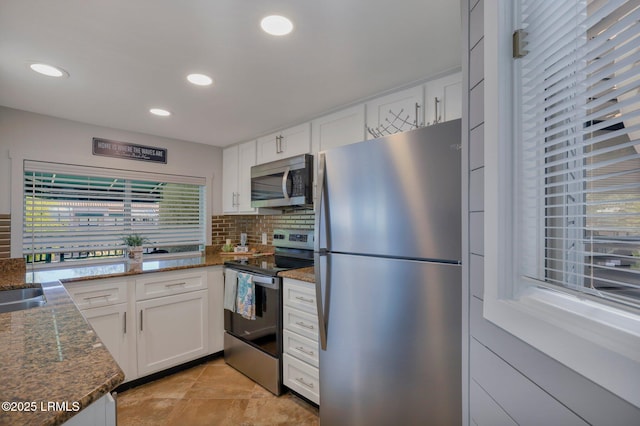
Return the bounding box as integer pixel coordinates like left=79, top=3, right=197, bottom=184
left=0, top=1, right=461, bottom=147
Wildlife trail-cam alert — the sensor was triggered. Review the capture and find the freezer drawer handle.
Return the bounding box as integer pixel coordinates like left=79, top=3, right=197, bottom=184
left=296, top=377, right=314, bottom=389
left=295, top=346, right=315, bottom=356
left=296, top=321, right=314, bottom=330
left=295, top=296, right=314, bottom=303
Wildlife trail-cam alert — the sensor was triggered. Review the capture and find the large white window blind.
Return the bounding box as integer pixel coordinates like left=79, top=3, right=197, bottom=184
left=517, top=0, right=640, bottom=308
left=23, top=161, right=205, bottom=264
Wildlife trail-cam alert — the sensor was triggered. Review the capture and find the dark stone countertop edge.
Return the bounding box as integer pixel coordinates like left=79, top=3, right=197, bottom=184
left=0, top=280, right=124, bottom=426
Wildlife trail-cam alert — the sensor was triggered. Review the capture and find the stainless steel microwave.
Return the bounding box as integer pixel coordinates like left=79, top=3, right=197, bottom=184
left=250, top=154, right=313, bottom=208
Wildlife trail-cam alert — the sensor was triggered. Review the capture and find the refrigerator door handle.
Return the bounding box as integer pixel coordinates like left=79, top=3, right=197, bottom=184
left=314, top=152, right=329, bottom=350
left=314, top=153, right=326, bottom=252
left=281, top=167, right=291, bottom=199
left=314, top=251, right=328, bottom=350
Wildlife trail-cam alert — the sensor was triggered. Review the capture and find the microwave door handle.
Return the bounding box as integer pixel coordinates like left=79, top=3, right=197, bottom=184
left=281, top=167, right=291, bottom=199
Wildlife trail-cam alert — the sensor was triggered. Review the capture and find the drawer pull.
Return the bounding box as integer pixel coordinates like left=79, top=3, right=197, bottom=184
left=295, top=346, right=315, bottom=356
left=296, top=377, right=315, bottom=389
left=165, top=282, right=187, bottom=288
left=83, top=294, right=110, bottom=301
left=295, top=321, right=315, bottom=330
left=295, top=296, right=314, bottom=303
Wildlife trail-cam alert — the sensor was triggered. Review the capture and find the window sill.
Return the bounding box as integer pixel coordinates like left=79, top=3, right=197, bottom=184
left=484, top=285, right=640, bottom=408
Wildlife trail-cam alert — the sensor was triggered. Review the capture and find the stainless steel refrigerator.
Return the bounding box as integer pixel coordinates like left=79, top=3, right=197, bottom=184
left=314, top=119, right=462, bottom=426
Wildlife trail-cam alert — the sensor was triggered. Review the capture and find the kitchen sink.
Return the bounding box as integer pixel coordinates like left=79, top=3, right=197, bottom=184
left=0, top=285, right=47, bottom=314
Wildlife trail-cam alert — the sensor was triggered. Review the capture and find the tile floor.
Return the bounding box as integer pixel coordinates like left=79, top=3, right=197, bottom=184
left=117, top=357, right=319, bottom=426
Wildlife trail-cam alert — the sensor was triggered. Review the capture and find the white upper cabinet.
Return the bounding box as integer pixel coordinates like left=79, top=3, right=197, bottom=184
left=311, top=104, right=366, bottom=154
left=256, top=123, right=311, bottom=165
left=424, top=71, right=462, bottom=125
left=222, top=140, right=256, bottom=214
left=365, top=86, right=424, bottom=139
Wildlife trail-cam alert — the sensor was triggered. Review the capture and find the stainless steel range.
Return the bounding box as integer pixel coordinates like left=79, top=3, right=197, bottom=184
left=223, top=229, right=314, bottom=395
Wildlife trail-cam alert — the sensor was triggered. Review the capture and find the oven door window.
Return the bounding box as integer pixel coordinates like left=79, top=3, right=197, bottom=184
left=224, top=283, right=280, bottom=357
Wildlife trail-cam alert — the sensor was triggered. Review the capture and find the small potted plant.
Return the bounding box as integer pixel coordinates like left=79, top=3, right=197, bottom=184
left=122, top=234, right=149, bottom=263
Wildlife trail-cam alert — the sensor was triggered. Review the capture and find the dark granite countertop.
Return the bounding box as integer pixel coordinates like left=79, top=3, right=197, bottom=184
left=26, top=251, right=274, bottom=284
left=0, top=280, right=124, bottom=426
left=279, top=266, right=315, bottom=283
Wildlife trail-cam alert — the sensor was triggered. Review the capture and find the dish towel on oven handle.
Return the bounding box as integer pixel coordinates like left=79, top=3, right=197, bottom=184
left=236, top=272, right=256, bottom=320
left=223, top=268, right=238, bottom=312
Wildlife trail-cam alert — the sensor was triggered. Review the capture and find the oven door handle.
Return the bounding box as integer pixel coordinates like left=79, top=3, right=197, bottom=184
left=242, top=273, right=279, bottom=290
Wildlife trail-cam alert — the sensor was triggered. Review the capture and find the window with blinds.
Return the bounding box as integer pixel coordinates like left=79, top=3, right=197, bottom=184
left=516, top=0, right=640, bottom=308
left=23, top=161, right=205, bottom=265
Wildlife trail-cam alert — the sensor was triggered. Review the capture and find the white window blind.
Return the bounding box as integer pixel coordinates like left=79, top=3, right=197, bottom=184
left=23, top=161, right=205, bottom=264
left=517, top=0, right=640, bottom=308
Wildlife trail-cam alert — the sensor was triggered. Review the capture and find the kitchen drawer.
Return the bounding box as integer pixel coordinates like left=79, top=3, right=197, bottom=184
left=283, top=278, right=316, bottom=314
left=283, top=353, right=320, bottom=404
left=65, top=278, right=128, bottom=309
left=135, top=270, right=206, bottom=300
left=283, top=329, right=319, bottom=367
left=283, top=306, right=318, bottom=341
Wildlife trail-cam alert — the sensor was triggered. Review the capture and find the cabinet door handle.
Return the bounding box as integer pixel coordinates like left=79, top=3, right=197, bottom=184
left=434, top=97, right=441, bottom=124
left=296, top=321, right=315, bottom=330
left=140, top=310, right=143, bottom=332
left=295, top=296, right=314, bottom=303
left=123, top=311, right=127, bottom=334
left=83, top=294, right=109, bottom=301
left=296, top=377, right=314, bottom=389
left=295, top=346, right=315, bottom=356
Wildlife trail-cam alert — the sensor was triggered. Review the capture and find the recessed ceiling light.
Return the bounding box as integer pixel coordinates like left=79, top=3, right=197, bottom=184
left=29, top=63, right=69, bottom=78
left=187, top=73, right=213, bottom=86
left=149, top=108, right=171, bottom=117
left=260, top=15, right=293, bottom=36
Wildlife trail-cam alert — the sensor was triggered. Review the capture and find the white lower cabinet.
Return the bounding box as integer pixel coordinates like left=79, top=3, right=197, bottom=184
left=282, top=278, right=320, bottom=404
left=136, top=289, right=208, bottom=376
left=283, top=353, right=320, bottom=404
left=81, top=303, right=135, bottom=381
left=65, top=278, right=135, bottom=382
left=207, top=266, right=225, bottom=353
left=62, top=392, right=116, bottom=426
left=65, top=267, right=222, bottom=383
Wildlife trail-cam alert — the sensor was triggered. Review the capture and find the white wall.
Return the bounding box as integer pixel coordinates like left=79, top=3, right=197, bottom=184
left=0, top=106, right=223, bottom=252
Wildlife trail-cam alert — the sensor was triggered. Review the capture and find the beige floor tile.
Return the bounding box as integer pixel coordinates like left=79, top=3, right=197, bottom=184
left=165, top=399, right=250, bottom=426
left=117, top=398, right=182, bottom=426
left=117, top=357, right=319, bottom=425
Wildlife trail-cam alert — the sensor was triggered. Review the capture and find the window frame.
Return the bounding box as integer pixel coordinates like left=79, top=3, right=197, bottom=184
left=11, top=155, right=207, bottom=267
left=483, top=0, right=640, bottom=408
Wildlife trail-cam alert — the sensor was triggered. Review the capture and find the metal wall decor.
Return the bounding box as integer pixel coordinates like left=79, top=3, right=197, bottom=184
left=367, top=102, right=425, bottom=138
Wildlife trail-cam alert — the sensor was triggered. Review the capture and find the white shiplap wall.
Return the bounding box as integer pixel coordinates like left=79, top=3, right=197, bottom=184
left=462, top=0, right=640, bottom=425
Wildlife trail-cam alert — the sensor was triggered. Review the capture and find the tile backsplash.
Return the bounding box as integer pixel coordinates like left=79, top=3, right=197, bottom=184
left=0, top=214, right=9, bottom=259
left=212, top=212, right=314, bottom=247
